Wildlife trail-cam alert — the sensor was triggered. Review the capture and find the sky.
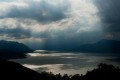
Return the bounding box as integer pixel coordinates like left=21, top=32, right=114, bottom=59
left=0, top=0, right=120, bottom=50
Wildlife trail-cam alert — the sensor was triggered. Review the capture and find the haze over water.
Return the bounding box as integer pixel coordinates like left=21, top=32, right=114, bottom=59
left=12, top=50, right=120, bottom=75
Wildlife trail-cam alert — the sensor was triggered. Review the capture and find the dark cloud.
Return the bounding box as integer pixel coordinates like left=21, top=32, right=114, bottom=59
left=1, top=0, right=69, bottom=23
left=93, top=0, right=120, bottom=32
left=0, top=0, right=106, bottom=50
left=0, top=26, right=31, bottom=39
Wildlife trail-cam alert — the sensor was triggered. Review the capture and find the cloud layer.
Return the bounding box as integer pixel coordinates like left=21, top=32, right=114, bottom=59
left=0, top=0, right=105, bottom=49
left=93, top=0, right=120, bottom=32
left=93, top=0, right=120, bottom=40
left=0, top=0, right=70, bottom=23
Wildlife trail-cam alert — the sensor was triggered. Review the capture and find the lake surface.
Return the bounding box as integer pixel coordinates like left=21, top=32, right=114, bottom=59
left=11, top=50, right=120, bottom=75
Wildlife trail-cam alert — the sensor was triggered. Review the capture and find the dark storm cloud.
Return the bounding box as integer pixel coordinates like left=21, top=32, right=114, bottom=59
left=0, top=27, right=31, bottom=39
left=93, top=0, right=120, bottom=32
left=0, top=0, right=105, bottom=50
left=1, top=0, right=69, bottom=23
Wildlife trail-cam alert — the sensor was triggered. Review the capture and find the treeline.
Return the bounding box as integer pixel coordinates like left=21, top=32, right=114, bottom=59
left=37, top=63, right=120, bottom=80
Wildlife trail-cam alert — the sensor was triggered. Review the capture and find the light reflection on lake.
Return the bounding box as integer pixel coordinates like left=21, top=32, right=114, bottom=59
left=11, top=50, right=120, bottom=75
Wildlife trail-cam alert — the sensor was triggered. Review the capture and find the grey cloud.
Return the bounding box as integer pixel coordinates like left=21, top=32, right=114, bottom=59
left=93, top=0, right=120, bottom=32
left=0, top=0, right=106, bottom=50
left=1, top=0, right=69, bottom=23
left=0, top=26, right=31, bottom=39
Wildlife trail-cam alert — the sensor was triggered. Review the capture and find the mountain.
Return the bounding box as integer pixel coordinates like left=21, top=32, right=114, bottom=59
left=0, top=40, right=33, bottom=60
left=76, top=39, right=120, bottom=53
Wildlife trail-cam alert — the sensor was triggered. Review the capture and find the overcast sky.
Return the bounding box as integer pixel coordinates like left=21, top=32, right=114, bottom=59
left=0, top=0, right=119, bottom=49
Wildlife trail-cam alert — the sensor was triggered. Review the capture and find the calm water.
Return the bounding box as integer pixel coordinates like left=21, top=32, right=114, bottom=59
left=11, top=50, right=120, bottom=75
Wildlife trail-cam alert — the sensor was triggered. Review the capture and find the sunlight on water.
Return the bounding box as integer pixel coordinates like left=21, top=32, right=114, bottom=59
left=12, top=50, right=120, bottom=75
left=23, top=64, right=93, bottom=75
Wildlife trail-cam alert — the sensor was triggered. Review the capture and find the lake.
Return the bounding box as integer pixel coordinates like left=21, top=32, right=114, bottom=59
left=11, top=50, right=120, bottom=75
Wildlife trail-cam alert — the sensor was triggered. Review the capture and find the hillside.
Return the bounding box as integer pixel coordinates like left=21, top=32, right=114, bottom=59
left=0, top=60, right=41, bottom=80
left=0, top=40, right=33, bottom=59
left=76, top=39, right=120, bottom=53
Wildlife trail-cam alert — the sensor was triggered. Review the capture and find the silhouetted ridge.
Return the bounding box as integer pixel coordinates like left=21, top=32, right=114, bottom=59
left=0, top=40, right=33, bottom=59
left=76, top=39, right=120, bottom=53
left=0, top=60, right=41, bottom=80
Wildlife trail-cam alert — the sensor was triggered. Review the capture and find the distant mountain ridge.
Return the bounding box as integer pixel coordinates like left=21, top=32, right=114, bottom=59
left=76, top=39, right=120, bottom=53
left=0, top=40, right=34, bottom=59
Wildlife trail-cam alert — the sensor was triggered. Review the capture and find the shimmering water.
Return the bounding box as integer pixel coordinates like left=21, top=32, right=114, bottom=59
left=11, top=50, right=120, bottom=75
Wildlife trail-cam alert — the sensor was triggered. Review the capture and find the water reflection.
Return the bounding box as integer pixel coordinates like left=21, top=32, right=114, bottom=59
left=23, top=64, right=93, bottom=75
left=12, top=50, right=120, bottom=75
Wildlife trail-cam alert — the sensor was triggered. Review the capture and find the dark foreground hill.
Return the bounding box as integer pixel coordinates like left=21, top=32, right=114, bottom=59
left=0, top=60, right=120, bottom=80
left=0, top=40, right=33, bottom=59
left=0, top=60, right=41, bottom=80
